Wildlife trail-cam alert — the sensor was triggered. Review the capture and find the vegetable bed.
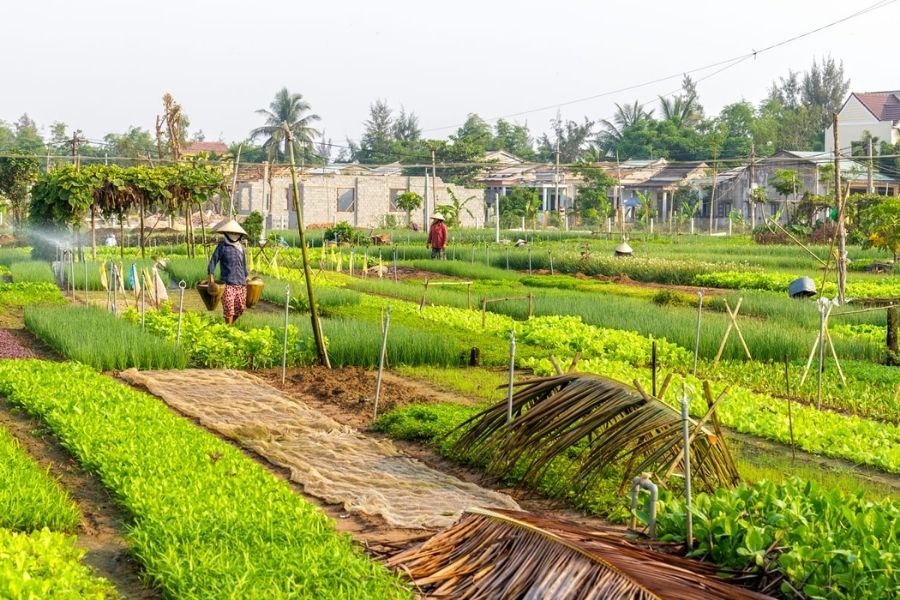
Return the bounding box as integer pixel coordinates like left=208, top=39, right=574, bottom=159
left=0, top=360, right=411, bottom=599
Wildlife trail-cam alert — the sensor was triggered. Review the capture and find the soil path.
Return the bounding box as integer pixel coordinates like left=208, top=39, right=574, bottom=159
left=119, top=369, right=519, bottom=531
left=254, top=367, right=622, bottom=530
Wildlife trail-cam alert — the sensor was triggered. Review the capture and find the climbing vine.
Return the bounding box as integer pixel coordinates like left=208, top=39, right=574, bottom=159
left=29, top=164, right=225, bottom=258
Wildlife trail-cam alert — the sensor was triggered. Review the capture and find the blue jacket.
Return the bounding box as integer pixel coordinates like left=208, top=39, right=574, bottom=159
left=208, top=241, right=247, bottom=285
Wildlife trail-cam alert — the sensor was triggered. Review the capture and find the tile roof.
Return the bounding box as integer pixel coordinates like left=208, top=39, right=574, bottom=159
left=184, top=141, right=230, bottom=154
left=852, top=91, right=900, bottom=121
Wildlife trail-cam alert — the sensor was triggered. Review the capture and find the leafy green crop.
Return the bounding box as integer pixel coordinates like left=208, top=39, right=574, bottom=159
left=654, top=478, right=900, bottom=599
left=0, top=529, right=117, bottom=599
left=0, top=360, right=411, bottom=599
left=0, top=426, right=80, bottom=532
left=0, top=282, right=64, bottom=308
left=126, top=306, right=317, bottom=369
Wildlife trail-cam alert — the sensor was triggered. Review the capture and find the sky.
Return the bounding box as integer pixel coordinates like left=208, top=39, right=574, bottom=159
left=1, top=0, right=897, bottom=154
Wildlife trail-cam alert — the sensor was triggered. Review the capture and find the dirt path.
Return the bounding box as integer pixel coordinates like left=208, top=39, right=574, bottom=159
left=0, top=398, right=159, bottom=599
left=254, top=367, right=622, bottom=531
left=120, top=368, right=519, bottom=532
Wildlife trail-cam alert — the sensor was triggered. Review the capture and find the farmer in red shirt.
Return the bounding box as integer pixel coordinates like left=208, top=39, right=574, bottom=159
left=427, top=213, right=448, bottom=259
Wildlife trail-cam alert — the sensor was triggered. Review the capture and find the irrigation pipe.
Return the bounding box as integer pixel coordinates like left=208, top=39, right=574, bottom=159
left=372, top=306, right=391, bottom=424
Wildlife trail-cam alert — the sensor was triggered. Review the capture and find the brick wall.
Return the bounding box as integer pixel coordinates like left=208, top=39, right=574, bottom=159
left=234, top=174, right=485, bottom=230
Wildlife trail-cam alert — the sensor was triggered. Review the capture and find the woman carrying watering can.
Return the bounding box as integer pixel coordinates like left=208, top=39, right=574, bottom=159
left=208, top=219, right=248, bottom=325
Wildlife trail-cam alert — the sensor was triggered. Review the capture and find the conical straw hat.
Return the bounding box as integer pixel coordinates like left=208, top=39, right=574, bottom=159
left=214, top=219, right=248, bottom=236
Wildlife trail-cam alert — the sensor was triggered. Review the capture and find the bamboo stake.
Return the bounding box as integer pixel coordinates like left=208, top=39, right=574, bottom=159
left=784, top=355, right=795, bottom=461
left=285, top=125, right=330, bottom=368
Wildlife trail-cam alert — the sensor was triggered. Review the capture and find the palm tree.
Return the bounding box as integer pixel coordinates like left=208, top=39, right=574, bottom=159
left=598, top=101, right=654, bottom=152
left=251, top=88, right=320, bottom=162
left=659, top=94, right=701, bottom=127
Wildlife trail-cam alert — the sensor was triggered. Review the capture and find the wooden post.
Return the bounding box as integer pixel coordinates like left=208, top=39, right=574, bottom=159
left=833, top=113, right=847, bottom=304
left=784, top=354, right=795, bottom=461
left=888, top=306, right=898, bottom=358
left=419, top=278, right=430, bottom=311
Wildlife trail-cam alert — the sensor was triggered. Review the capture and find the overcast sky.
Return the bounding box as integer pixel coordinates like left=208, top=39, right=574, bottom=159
left=1, top=0, right=896, bottom=152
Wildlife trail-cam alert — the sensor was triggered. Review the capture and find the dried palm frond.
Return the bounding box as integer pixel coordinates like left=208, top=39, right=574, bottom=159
left=388, top=508, right=772, bottom=599
left=452, top=374, right=739, bottom=495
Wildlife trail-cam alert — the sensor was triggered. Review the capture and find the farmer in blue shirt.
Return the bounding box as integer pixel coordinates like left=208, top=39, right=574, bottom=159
left=208, top=219, right=248, bottom=325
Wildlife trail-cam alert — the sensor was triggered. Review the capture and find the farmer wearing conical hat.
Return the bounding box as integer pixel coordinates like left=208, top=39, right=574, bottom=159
left=427, top=213, right=448, bottom=260
left=208, top=219, right=248, bottom=325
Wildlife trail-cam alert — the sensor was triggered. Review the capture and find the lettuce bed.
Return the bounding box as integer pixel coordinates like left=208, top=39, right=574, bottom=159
left=0, top=360, right=410, bottom=599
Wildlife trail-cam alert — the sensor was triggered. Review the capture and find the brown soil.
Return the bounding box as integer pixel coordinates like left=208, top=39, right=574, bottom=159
left=0, top=398, right=159, bottom=599
left=253, top=366, right=617, bottom=532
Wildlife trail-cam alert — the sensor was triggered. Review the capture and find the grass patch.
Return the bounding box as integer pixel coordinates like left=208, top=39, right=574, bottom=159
left=25, top=305, right=187, bottom=370
left=0, top=360, right=410, bottom=598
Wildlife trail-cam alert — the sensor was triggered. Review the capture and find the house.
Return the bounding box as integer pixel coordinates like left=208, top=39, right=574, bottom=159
left=183, top=141, right=231, bottom=156
left=231, top=164, right=485, bottom=231
left=825, top=91, right=900, bottom=153
left=618, top=160, right=708, bottom=223
left=475, top=157, right=584, bottom=224
left=712, top=150, right=900, bottom=226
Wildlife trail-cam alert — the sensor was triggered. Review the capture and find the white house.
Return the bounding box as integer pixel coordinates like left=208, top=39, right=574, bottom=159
left=825, top=91, right=900, bottom=153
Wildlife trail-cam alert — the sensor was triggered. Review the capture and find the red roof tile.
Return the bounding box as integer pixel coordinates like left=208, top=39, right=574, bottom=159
left=853, top=92, right=900, bottom=121
left=184, top=141, right=230, bottom=154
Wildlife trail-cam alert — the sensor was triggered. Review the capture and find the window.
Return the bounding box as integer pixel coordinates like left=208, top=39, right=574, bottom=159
left=337, top=188, right=356, bottom=212
left=389, top=189, right=406, bottom=212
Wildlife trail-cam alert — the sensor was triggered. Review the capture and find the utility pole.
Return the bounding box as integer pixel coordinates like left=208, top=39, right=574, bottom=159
left=749, top=143, right=756, bottom=228
left=70, top=130, right=83, bottom=169
left=867, top=137, right=875, bottom=194
left=431, top=148, right=437, bottom=214
left=708, top=158, right=718, bottom=235
left=833, top=113, right=847, bottom=304
left=615, top=151, right=624, bottom=232
left=555, top=139, right=564, bottom=230
left=494, top=190, right=501, bottom=244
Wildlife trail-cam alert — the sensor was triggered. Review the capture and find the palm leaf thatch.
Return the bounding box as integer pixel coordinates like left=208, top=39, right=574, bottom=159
left=388, top=508, right=772, bottom=599
left=452, top=374, right=739, bottom=495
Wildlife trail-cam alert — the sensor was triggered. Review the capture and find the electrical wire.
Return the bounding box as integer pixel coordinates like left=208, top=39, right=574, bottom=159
left=420, top=0, right=898, bottom=133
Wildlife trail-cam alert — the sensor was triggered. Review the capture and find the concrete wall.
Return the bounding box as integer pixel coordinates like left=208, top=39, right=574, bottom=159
left=233, top=173, right=485, bottom=231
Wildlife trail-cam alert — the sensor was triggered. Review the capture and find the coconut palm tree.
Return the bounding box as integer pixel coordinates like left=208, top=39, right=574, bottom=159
left=659, top=93, right=701, bottom=127
left=598, top=101, right=654, bottom=153
left=250, top=88, right=320, bottom=162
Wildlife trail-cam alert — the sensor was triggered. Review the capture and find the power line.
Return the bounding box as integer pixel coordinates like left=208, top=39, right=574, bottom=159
left=420, top=0, right=898, bottom=133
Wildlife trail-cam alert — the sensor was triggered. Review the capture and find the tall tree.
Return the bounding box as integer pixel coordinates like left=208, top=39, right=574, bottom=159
left=12, top=114, right=45, bottom=154
left=103, top=126, right=157, bottom=160
left=491, top=119, right=535, bottom=159
left=659, top=75, right=703, bottom=127
left=250, top=88, right=321, bottom=162
left=539, top=113, right=594, bottom=162
left=355, top=99, right=395, bottom=163
left=801, top=56, right=850, bottom=130
left=598, top=101, right=653, bottom=154
left=0, top=151, right=39, bottom=224
left=392, top=107, right=421, bottom=143
left=453, top=114, right=493, bottom=150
